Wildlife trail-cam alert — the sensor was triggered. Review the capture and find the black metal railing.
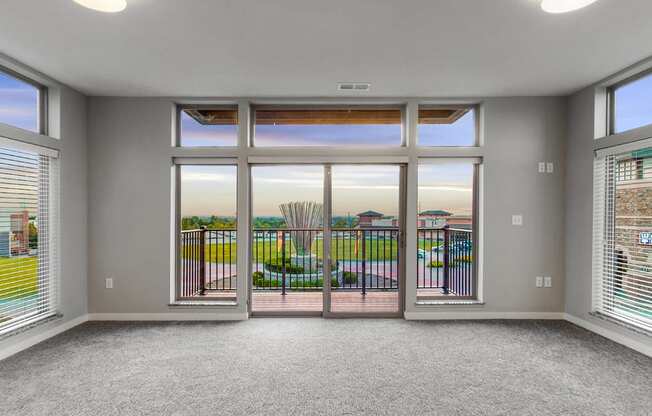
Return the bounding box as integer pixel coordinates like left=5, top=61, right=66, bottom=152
left=417, top=227, right=474, bottom=296
left=251, top=228, right=400, bottom=294
left=331, top=228, right=400, bottom=294
left=252, top=229, right=323, bottom=293
left=180, top=228, right=237, bottom=297
left=180, top=226, right=473, bottom=298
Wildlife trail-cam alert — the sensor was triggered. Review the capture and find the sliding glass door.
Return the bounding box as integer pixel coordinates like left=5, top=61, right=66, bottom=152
left=325, top=165, right=405, bottom=316
left=248, top=163, right=405, bottom=316
left=250, top=165, right=325, bottom=315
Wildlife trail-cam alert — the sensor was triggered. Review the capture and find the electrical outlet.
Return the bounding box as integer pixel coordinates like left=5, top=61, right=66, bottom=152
left=538, top=162, right=546, bottom=173
left=512, top=214, right=523, bottom=226
left=544, top=276, right=552, bottom=288
left=535, top=276, right=543, bottom=288
left=546, top=162, right=554, bottom=173
left=105, top=277, right=114, bottom=289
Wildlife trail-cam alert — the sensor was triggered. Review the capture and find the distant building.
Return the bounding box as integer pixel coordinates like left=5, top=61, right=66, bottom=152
left=419, top=210, right=452, bottom=218
left=11, top=211, right=30, bottom=255
left=613, top=151, right=652, bottom=299
left=356, top=211, right=384, bottom=227
left=355, top=211, right=399, bottom=238
left=0, top=210, right=31, bottom=257
left=447, top=215, right=472, bottom=229
left=417, top=210, right=472, bottom=237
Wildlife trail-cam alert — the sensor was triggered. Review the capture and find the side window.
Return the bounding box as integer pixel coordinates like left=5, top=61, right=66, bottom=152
left=0, top=68, right=44, bottom=134
left=610, top=71, right=652, bottom=134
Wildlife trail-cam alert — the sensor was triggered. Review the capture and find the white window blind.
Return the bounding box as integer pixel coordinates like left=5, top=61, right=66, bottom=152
left=593, top=141, right=652, bottom=333
left=0, top=139, right=59, bottom=336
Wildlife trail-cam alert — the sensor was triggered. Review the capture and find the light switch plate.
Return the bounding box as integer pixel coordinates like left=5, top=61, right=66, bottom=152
left=536, top=276, right=543, bottom=288
left=544, top=276, right=552, bottom=288
left=106, top=277, right=113, bottom=289
left=546, top=162, right=554, bottom=173
left=538, top=162, right=546, bottom=173
left=512, top=215, right=523, bottom=226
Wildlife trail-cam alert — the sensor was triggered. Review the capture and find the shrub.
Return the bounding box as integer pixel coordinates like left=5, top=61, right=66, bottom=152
left=253, top=277, right=281, bottom=288
left=290, top=279, right=326, bottom=288
left=252, top=271, right=265, bottom=286
left=456, top=255, right=473, bottom=263
left=284, top=277, right=339, bottom=289
left=342, top=271, right=358, bottom=284
left=264, top=259, right=304, bottom=274
left=429, top=260, right=443, bottom=268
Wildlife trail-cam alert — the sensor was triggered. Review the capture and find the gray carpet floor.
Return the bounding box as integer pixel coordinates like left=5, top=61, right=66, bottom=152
left=0, top=319, right=650, bottom=416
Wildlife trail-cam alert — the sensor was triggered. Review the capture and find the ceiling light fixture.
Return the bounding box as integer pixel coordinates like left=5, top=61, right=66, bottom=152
left=540, top=0, right=598, bottom=13
left=73, top=0, right=127, bottom=13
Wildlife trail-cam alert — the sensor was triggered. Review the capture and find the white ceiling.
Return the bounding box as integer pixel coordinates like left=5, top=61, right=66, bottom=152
left=2, top=0, right=652, bottom=97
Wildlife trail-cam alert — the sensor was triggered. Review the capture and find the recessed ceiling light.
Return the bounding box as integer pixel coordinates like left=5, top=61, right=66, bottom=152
left=73, top=0, right=127, bottom=13
left=540, top=0, right=598, bottom=13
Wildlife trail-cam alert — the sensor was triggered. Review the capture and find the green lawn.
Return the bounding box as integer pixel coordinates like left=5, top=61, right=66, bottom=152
left=0, top=256, right=38, bottom=301
left=181, top=237, right=441, bottom=263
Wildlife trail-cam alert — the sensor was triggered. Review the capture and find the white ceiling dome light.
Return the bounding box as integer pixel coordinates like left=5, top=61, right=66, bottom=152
left=73, top=0, right=127, bottom=13
left=541, top=0, right=598, bottom=13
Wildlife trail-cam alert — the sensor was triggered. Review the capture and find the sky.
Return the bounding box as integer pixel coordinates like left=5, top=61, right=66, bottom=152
left=180, top=165, right=237, bottom=217
left=250, top=165, right=402, bottom=218
left=418, top=163, right=473, bottom=216
left=418, top=111, right=475, bottom=146
left=179, top=108, right=476, bottom=147
left=181, top=163, right=473, bottom=218
left=0, top=71, right=39, bottom=133
left=614, top=72, right=652, bottom=133
left=254, top=124, right=402, bottom=147
left=179, top=112, right=238, bottom=146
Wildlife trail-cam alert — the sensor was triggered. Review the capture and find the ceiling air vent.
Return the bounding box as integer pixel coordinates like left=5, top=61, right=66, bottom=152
left=337, top=82, right=371, bottom=92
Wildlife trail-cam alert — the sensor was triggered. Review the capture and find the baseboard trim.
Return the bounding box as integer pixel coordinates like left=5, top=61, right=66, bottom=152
left=87, top=312, right=249, bottom=321
left=404, top=311, right=565, bottom=320
left=0, top=314, right=89, bottom=361
left=564, top=313, right=651, bottom=357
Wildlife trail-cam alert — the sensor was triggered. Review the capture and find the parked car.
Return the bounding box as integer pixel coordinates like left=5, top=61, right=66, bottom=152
left=453, top=241, right=472, bottom=252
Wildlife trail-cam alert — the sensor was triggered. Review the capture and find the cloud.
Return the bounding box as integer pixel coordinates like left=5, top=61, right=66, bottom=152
left=181, top=172, right=230, bottom=182
left=419, top=185, right=471, bottom=192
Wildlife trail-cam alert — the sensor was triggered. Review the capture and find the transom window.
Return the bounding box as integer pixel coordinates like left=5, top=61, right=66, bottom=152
left=252, top=106, right=403, bottom=147
left=0, top=68, right=45, bottom=134
left=610, top=70, right=652, bottom=134
left=418, top=106, right=477, bottom=147
left=178, top=106, right=238, bottom=147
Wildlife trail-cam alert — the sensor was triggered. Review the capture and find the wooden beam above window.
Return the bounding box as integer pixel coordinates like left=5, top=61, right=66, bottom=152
left=183, top=105, right=470, bottom=126
left=184, top=108, right=238, bottom=125
left=254, top=107, right=402, bottom=125
left=418, top=108, right=469, bottom=125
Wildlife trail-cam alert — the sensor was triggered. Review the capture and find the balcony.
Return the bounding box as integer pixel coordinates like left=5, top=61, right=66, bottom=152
left=179, top=226, right=474, bottom=311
